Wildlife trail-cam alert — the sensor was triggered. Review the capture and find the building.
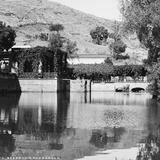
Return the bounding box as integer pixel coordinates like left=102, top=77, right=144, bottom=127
left=68, top=54, right=110, bottom=64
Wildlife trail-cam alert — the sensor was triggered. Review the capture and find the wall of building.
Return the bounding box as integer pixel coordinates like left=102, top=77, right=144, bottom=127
left=19, top=79, right=58, bottom=92
left=19, top=79, right=91, bottom=92
left=91, top=82, right=149, bottom=92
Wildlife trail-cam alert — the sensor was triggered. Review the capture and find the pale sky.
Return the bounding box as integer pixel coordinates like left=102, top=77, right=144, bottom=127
left=49, top=0, right=121, bottom=20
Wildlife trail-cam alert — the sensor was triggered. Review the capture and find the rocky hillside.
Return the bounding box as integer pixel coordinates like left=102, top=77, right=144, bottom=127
left=0, top=0, right=147, bottom=64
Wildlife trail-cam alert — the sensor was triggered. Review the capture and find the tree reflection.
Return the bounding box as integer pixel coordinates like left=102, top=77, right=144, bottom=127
left=0, top=91, right=71, bottom=155
left=137, top=99, right=160, bottom=160
left=89, top=127, right=125, bottom=149
left=0, top=93, right=20, bottom=157
left=48, top=91, right=70, bottom=150
left=0, top=133, right=15, bottom=157
left=137, top=134, right=160, bottom=160
left=89, top=130, right=108, bottom=148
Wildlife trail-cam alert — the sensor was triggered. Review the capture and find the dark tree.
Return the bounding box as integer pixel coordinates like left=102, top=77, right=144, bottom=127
left=109, top=39, right=127, bottom=59
left=120, top=0, right=160, bottom=99
left=49, top=23, right=77, bottom=78
left=90, top=26, right=109, bottom=45
left=0, top=21, right=16, bottom=51
left=49, top=24, right=64, bottom=33
left=104, top=57, right=113, bottom=65
left=49, top=24, right=64, bottom=77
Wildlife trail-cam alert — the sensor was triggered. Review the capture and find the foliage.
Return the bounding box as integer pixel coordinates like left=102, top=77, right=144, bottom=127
left=104, top=57, right=113, bottom=65
left=120, top=0, right=160, bottom=63
left=18, top=72, right=56, bottom=79
left=71, top=63, right=114, bottom=80
left=49, top=24, right=64, bottom=32
left=63, top=39, right=78, bottom=59
left=0, top=21, right=16, bottom=51
left=48, top=23, right=78, bottom=77
left=39, top=33, right=48, bottom=41
left=15, top=43, right=77, bottom=78
left=147, top=62, right=160, bottom=99
left=48, top=24, right=65, bottom=77
left=107, top=21, right=127, bottom=60
left=114, top=54, right=130, bottom=60
left=90, top=26, right=109, bottom=45
left=121, top=0, right=160, bottom=98
left=110, top=40, right=127, bottom=58
left=70, top=64, right=147, bottom=80
left=109, top=32, right=121, bottom=41
left=109, top=21, right=122, bottom=41
left=48, top=33, right=64, bottom=51
left=16, top=46, right=53, bottom=74
left=114, top=65, right=147, bottom=77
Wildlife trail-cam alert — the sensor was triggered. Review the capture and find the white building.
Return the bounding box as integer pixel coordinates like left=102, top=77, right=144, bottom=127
left=68, top=54, right=109, bottom=64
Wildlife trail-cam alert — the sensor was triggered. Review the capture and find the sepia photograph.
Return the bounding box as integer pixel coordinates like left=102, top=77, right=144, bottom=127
left=0, top=0, right=159, bottom=159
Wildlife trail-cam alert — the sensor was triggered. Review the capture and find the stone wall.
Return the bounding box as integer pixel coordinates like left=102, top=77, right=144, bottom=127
left=19, top=79, right=91, bottom=92
left=92, top=82, right=149, bottom=92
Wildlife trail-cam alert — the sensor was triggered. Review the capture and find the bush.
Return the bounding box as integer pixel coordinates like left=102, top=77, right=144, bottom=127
left=71, top=63, right=114, bottom=80
left=104, top=57, right=113, bottom=65
left=69, top=64, right=147, bottom=80
left=114, top=54, right=130, bottom=60
left=39, top=33, right=48, bottom=41
left=90, top=26, right=109, bottom=45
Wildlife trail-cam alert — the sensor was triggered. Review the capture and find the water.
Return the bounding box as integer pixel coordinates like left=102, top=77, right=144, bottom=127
left=0, top=92, right=159, bottom=160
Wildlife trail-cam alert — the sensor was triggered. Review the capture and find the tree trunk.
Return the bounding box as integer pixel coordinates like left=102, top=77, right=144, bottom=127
left=64, top=52, right=67, bottom=72
left=54, top=49, right=58, bottom=78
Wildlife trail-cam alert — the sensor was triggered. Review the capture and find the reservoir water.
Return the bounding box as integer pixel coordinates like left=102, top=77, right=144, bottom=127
left=0, top=92, right=159, bottom=160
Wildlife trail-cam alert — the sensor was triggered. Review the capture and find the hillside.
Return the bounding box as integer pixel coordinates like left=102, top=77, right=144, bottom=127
left=0, top=0, right=148, bottom=64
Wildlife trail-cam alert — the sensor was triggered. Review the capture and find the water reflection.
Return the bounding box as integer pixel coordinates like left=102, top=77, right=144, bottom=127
left=0, top=94, right=20, bottom=157
left=0, top=92, right=160, bottom=159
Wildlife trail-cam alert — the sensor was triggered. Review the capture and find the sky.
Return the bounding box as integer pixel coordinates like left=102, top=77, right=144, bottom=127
left=49, top=0, right=121, bottom=21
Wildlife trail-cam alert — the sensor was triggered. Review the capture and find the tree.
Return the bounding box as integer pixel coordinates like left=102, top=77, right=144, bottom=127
left=49, top=24, right=64, bottom=77
left=109, top=21, right=122, bottom=41
left=120, top=0, right=160, bottom=98
left=0, top=21, right=16, bottom=51
left=49, top=24, right=64, bottom=33
left=109, top=39, right=127, bottom=59
left=63, top=39, right=78, bottom=66
left=90, top=26, right=109, bottom=45
left=59, top=39, right=78, bottom=77
left=104, top=57, right=113, bottom=65
left=120, top=0, right=160, bottom=63
left=49, top=23, right=78, bottom=78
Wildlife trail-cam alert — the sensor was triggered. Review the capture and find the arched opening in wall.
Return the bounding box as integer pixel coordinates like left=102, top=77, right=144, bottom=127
left=24, top=60, right=33, bottom=72
left=131, top=87, right=145, bottom=92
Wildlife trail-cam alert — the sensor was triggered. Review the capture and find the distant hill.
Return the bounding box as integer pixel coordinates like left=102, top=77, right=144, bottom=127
left=0, top=0, right=148, bottom=64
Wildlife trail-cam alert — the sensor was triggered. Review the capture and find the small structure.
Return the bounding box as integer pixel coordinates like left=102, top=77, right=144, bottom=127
left=11, top=45, right=68, bottom=78
left=68, top=54, right=110, bottom=64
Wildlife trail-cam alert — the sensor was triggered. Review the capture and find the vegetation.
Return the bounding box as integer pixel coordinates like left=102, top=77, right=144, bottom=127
left=70, top=64, right=147, bottom=81
left=0, top=21, right=16, bottom=52
left=104, top=57, right=113, bottom=65
left=48, top=23, right=78, bottom=77
left=14, top=23, right=78, bottom=79
left=109, top=39, right=127, bottom=59
left=49, top=24, right=64, bottom=77
left=90, top=26, right=109, bottom=45
left=90, top=25, right=128, bottom=60
left=120, top=0, right=160, bottom=99
left=108, top=21, right=128, bottom=60
left=49, top=24, right=64, bottom=33
left=71, top=63, right=114, bottom=81
left=16, top=46, right=53, bottom=75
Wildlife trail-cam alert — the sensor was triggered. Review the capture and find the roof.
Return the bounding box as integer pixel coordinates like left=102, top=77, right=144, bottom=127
left=12, top=45, right=31, bottom=49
